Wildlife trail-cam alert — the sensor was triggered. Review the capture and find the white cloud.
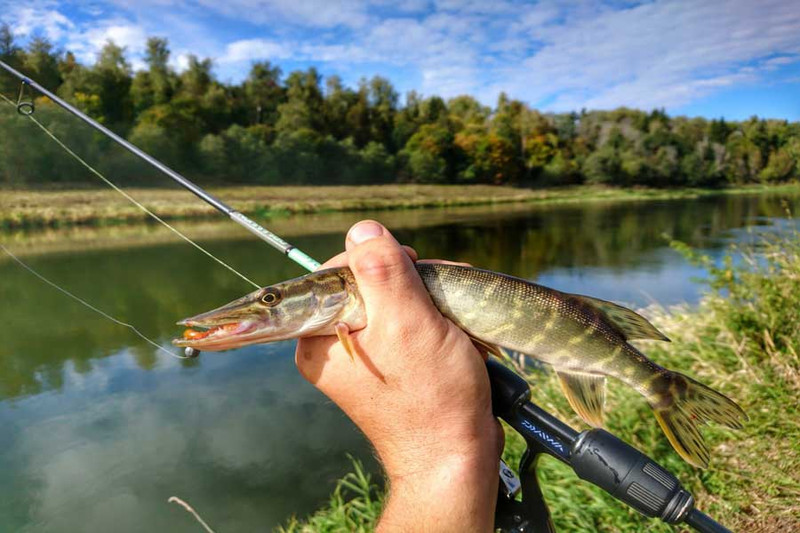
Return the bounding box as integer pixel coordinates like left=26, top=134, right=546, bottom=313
left=194, top=0, right=371, bottom=28
left=765, top=55, right=799, bottom=69
left=494, top=0, right=800, bottom=110
left=368, top=0, right=430, bottom=13
left=170, top=52, right=191, bottom=72
left=299, top=43, right=374, bottom=63
left=219, top=38, right=292, bottom=64
left=352, top=16, right=482, bottom=95
left=6, top=6, right=75, bottom=42
left=433, top=0, right=516, bottom=15
left=66, top=21, right=148, bottom=64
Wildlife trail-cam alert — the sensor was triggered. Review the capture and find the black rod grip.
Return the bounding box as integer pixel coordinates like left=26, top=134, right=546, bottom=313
left=571, top=429, right=694, bottom=523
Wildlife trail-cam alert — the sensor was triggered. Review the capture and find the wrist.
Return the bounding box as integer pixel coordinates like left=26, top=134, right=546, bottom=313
left=373, top=410, right=501, bottom=480
left=382, top=439, right=498, bottom=485
left=378, top=448, right=499, bottom=532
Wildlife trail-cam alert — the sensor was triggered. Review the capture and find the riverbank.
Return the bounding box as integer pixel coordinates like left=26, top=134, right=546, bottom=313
left=280, top=228, right=800, bottom=532
left=2, top=183, right=798, bottom=229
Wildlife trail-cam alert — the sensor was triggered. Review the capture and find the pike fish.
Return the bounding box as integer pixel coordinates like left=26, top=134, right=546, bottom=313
left=174, top=264, right=746, bottom=467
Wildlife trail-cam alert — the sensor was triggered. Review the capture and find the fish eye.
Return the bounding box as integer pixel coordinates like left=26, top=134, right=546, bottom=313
left=261, top=288, right=282, bottom=306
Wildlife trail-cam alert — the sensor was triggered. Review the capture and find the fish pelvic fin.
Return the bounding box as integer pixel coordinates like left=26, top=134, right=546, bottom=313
left=557, top=371, right=606, bottom=428
left=570, top=294, right=670, bottom=342
left=469, top=336, right=505, bottom=359
left=649, top=371, right=748, bottom=468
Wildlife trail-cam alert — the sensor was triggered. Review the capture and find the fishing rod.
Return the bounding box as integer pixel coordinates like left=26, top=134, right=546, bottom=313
left=0, top=59, right=320, bottom=273
left=488, top=360, right=730, bottom=533
left=1, top=63, right=731, bottom=532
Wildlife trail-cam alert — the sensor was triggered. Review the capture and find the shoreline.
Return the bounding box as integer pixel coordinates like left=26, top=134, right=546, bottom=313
left=2, top=183, right=798, bottom=230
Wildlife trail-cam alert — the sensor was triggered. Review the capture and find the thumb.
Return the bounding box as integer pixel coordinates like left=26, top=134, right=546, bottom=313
left=345, top=220, right=442, bottom=324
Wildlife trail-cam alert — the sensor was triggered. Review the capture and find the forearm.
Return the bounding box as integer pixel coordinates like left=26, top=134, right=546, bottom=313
left=377, top=452, right=499, bottom=533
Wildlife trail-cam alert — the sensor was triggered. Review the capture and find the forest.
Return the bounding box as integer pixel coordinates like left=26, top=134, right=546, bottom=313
left=1, top=25, right=799, bottom=188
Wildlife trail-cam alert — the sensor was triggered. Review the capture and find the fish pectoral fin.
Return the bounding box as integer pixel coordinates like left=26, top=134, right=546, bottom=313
left=334, top=322, right=386, bottom=383
left=571, top=294, right=670, bottom=342
left=556, top=371, right=606, bottom=427
left=469, top=336, right=505, bottom=359
left=334, top=322, right=359, bottom=363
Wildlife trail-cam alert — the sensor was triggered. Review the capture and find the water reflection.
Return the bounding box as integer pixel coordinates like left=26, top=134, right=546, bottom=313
left=0, top=189, right=798, bottom=531
left=0, top=343, right=372, bottom=532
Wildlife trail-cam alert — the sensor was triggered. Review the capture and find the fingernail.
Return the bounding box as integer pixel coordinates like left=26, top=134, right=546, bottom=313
left=349, top=221, right=384, bottom=244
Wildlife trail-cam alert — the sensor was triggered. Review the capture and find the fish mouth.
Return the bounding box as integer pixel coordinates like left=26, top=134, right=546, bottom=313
left=173, top=319, right=263, bottom=351
left=174, top=316, right=307, bottom=351
left=172, top=291, right=269, bottom=351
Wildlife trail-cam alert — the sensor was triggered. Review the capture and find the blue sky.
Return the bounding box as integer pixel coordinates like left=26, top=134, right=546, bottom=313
left=2, top=0, right=799, bottom=120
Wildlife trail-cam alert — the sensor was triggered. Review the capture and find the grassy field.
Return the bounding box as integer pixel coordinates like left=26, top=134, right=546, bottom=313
left=279, top=225, right=800, bottom=532
left=1, top=183, right=798, bottom=229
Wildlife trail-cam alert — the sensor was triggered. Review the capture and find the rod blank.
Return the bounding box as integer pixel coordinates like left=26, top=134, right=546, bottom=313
left=0, top=59, right=320, bottom=272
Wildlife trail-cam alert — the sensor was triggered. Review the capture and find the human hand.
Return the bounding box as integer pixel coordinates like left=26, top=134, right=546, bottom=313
left=295, top=220, right=501, bottom=532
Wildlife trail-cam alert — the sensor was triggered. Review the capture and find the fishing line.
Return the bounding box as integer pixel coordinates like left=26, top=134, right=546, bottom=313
left=0, top=244, right=192, bottom=360
left=0, top=91, right=260, bottom=290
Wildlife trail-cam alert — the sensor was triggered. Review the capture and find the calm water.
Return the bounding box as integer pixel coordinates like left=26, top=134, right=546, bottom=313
left=1, top=190, right=799, bottom=531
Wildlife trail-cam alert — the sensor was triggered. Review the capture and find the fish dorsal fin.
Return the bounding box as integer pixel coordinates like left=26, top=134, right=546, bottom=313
left=571, top=294, right=670, bottom=342
left=556, top=371, right=606, bottom=427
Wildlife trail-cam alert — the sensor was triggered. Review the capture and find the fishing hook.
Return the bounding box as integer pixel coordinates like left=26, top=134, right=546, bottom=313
left=16, top=80, right=34, bottom=116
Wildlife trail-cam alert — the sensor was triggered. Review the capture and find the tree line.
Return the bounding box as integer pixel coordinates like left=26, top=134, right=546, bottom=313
left=1, top=26, right=799, bottom=188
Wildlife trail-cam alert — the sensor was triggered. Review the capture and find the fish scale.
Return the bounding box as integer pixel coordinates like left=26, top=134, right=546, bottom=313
left=419, top=264, right=626, bottom=369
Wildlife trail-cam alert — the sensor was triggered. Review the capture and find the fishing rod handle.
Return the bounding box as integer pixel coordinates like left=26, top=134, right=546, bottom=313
left=488, top=359, right=691, bottom=522
left=486, top=360, right=730, bottom=533
left=572, top=431, right=731, bottom=532
left=571, top=429, right=694, bottom=524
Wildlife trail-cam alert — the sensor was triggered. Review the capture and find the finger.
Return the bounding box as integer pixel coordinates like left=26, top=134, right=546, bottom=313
left=344, top=221, right=443, bottom=325
left=402, top=245, right=419, bottom=262
left=417, top=259, right=472, bottom=267
left=318, top=251, right=349, bottom=269
left=318, top=245, right=418, bottom=270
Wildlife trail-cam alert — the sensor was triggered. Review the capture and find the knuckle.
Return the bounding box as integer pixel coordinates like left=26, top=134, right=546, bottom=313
left=352, top=245, right=411, bottom=285
left=385, top=316, right=420, bottom=343
left=385, top=314, right=450, bottom=352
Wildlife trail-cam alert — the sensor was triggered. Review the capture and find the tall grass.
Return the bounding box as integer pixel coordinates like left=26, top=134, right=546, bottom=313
left=278, top=458, right=384, bottom=533
left=280, top=218, right=800, bottom=532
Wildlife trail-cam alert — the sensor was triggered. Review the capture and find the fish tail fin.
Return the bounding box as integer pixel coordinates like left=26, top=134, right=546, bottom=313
left=649, top=371, right=747, bottom=468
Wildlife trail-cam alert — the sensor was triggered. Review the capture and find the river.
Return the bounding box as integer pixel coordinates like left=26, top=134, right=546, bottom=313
left=0, top=189, right=798, bottom=531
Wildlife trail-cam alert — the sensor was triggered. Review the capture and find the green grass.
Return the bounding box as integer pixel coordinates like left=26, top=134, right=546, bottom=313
left=1, top=183, right=798, bottom=229
left=279, top=219, right=800, bottom=532
left=278, top=458, right=384, bottom=533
